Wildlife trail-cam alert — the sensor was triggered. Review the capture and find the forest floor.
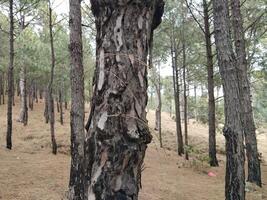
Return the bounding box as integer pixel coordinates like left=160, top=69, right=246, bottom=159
left=0, top=97, right=267, bottom=200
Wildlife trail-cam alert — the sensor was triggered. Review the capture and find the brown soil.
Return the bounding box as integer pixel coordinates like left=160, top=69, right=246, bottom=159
left=0, top=98, right=266, bottom=200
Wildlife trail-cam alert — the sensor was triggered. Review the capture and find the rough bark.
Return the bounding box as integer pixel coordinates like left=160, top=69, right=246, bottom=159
left=68, top=0, right=85, bottom=199
left=6, top=0, right=14, bottom=150
left=84, top=1, right=164, bottom=199
left=213, top=0, right=245, bottom=199
left=203, top=0, right=218, bottom=167
left=48, top=1, right=57, bottom=155
left=230, top=0, right=261, bottom=187
left=171, top=39, right=184, bottom=156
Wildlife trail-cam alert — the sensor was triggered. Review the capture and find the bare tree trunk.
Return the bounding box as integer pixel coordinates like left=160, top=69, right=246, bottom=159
left=68, top=0, right=85, bottom=198
left=230, top=0, right=261, bottom=187
left=6, top=0, right=14, bottom=150
left=203, top=0, right=219, bottom=167
left=17, top=66, right=28, bottom=125
left=154, top=64, right=162, bottom=148
left=171, top=37, right=184, bottom=156
left=48, top=1, right=57, bottom=155
left=59, top=89, right=63, bottom=125
left=2, top=73, right=5, bottom=104
left=182, top=41, right=189, bottom=160
left=84, top=1, right=164, bottom=199
left=213, top=0, right=245, bottom=199
left=0, top=73, right=2, bottom=105
left=44, top=88, right=49, bottom=124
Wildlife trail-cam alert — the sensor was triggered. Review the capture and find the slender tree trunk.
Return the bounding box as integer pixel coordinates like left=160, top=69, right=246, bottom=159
left=39, top=88, right=43, bottom=99
left=44, top=88, right=49, bottom=123
left=16, top=79, right=20, bottom=96
left=203, top=0, right=218, bottom=167
left=84, top=1, right=164, bottom=199
left=17, top=66, right=28, bottom=125
left=48, top=1, right=57, bottom=155
left=230, top=0, right=261, bottom=187
left=6, top=0, right=14, bottom=150
left=213, top=0, right=245, bottom=199
left=0, top=73, right=2, bottom=105
left=12, top=79, right=15, bottom=106
left=154, top=64, right=162, bottom=148
left=171, top=37, right=184, bottom=156
left=2, top=73, right=5, bottom=104
left=182, top=42, right=189, bottom=160
left=59, top=89, right=63, bottom=125
left=68, top=0, right=85, bottom=198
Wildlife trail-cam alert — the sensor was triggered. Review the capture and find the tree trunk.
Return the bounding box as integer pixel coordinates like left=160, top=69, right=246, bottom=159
left=59, top=89, right=63, bottom=125
left=154, top=64, right=162, bottom=148
left=68, top=0, right=85, bottom=198
left=17, top=66, right=28, bottom=125
left=171, top=37, right=184, bottom=156
left=230, top=0, right=261, bottom=187
left=48, top=1, right=57, bottom=155
left=213, top=0, right=245, bottom=199
left=203, top=0, right=218, bottom=167
left=0, top=73, right=2, bottom=105
left=39, top=88, right=43, bottom=99
left=84, top=1, right=164, bottom=199
left=2, top=73, right=5, bottom=104
left=6, top=0, right=14, bottom=150
left=182, top=42, right=189, bottom=160
left=44, top=88, right=49, bottom=123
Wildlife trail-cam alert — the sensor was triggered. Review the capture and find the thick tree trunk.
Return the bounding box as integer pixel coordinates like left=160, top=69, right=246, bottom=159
left=17, top=66, right=28, bottom=125
left=48, top=1, right=57, bottom=155
left=68, top=0, right=85, bottom=198
left=230, top=0, right=261, bottom=187
left=84, top=1, right=164, bottom=199
left=171, top=39, right=184, bottom=156
left=203, top=0, right=218, bottom=167
left=6, top=0, right=14, bottom=150
left=213, top=0, right=245, bottom=199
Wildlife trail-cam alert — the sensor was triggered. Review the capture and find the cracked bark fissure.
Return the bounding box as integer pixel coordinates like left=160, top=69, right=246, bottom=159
left=230, top=0, right=261, bottom=187
left=213, top=0, right=245, bottom=199
left=85, top=1, right=164, bottom=199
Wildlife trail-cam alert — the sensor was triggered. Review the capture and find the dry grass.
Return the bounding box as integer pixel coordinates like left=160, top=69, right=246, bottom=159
left=0, top=97, right=266, bottom=200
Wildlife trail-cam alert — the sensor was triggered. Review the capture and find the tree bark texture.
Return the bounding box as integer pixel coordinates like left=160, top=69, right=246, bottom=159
left=182, top=42, right=188, bottom=160
left=171, top=38, right=184, bottom=156
left=68, top=0, right=85, bottom=199
left=48, top=2, right=57, bottom=155
left=18, top=66, right=28, bottom=125
left=213, top=0, right=245, bottom=199
left=203, top=0, right=218, bottom=167
left=230, top=0, right=261, bottom=187
left=84, top=1, right=164, bottom=199
left=6, top=0, right=14, bottom=150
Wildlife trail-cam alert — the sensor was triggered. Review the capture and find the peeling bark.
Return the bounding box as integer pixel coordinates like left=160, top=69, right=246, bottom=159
left=85, top=1, right=164, bottom=199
